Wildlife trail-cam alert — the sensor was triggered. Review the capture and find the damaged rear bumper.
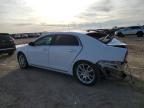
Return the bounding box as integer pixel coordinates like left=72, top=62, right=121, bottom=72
left=96, top=60, right=127, bottom=78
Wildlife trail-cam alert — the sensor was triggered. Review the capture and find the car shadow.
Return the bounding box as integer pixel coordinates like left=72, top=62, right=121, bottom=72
left=0, top=67, right=144, bottom=108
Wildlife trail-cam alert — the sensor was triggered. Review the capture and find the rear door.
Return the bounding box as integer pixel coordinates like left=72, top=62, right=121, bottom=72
left=130, top=27, right=140, bottom=34
left=122, top=28, right=131, bottom=35
left=48, top=34, right=82, bottom=72
left=124, top=27, right=139, bottom=35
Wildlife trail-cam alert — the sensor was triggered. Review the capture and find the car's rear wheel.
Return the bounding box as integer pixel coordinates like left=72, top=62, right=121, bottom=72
left=18, top=53, right=28, bottom=69
left=136, top=31, right=143, bottom=37
left=74, top=62, right=98, bottom=86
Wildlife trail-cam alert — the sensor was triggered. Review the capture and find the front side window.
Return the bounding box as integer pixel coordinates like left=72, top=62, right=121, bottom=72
left=34, top=35, right=53, bottom=46
left=52, top=35, right=79, bottom=46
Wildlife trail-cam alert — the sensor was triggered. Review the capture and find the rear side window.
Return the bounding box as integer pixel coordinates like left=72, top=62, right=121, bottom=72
left=52, top=35, right=79, bottom=46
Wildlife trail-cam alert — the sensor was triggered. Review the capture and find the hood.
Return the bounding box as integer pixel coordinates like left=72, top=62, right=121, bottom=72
left=16, top=44, right=28, bottom=48
left=107, top=38, right=126, bottom=46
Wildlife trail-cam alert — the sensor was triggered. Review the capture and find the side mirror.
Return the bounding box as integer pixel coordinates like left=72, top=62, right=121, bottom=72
left=29, top=42, right=35, bottom=46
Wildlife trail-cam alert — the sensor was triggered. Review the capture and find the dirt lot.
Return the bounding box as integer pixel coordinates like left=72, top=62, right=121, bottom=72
left=0, top=37, right=144, bottom=108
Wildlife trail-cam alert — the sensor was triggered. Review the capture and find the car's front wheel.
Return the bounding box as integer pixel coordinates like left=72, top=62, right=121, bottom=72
left=18, top=53, right=28, bottom=69
left=74, top=62, right=98, bottom=86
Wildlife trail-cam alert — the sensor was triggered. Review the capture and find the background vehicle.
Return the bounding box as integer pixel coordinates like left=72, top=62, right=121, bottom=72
left=16, top=32, right=127, bottom=86
left=115, top=26, right=144, bottom=37
left=11, top=33, right=41, bottom=39
left=0, top=33, right=16, bottom=55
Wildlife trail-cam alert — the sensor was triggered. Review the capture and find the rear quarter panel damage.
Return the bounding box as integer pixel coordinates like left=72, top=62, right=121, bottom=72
left=73, top=35, right=127, bottom=65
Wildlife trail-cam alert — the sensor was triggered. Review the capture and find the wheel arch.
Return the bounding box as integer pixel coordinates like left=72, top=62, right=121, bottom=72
left=17, top=51, right=25, bottom=56
left=17, top=51, right=29, bottom=68
left=17, top=51, right=27, bottom=60
left=72, top=60, right=96, bottom=75
left=72, top=59, right=103, bottom=76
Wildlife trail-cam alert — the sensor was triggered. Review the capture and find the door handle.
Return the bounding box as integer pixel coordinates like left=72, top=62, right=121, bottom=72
left=67, top=49, right=73, bottom=52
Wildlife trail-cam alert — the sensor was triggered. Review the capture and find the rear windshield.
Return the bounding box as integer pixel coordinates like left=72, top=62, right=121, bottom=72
left=86, top=33, right=113, bottom=44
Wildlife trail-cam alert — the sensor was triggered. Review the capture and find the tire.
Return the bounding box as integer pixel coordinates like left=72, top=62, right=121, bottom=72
left=73, top=62, right=98, bottom=86
left=18, top=53, right=28, bottom=69
left=136, top=31, right=143, bottom=37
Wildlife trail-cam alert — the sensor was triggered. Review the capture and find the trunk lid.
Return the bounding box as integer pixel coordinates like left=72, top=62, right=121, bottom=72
left=107, top=38, right=127, bottom=48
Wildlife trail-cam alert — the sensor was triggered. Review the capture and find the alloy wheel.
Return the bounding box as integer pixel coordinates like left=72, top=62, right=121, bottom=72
left=18, top=54, right=27, bottom=68
left=76, top=63, right=96, bottom=85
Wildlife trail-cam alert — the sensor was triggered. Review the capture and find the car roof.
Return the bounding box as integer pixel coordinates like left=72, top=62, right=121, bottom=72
left=41, top=32, right=87, bottom=37
left=41, top=31, right=107, bottom=36
left=129, top=26, right=140, bottom=28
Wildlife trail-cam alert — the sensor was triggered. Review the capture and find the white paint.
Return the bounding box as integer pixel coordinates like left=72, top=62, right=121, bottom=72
left=107, top=38, right=127, bottom=46
left=16, top=32, right=127, bottom=75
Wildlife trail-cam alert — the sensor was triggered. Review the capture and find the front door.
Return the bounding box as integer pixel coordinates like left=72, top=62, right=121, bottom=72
left=27, top=35, right=53, bottom=67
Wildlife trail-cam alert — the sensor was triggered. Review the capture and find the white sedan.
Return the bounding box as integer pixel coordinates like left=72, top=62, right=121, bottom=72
left=16, top=32, right=128, bottom=86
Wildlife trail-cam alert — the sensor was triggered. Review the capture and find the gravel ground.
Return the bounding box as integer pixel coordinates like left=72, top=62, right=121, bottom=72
left=0, top=37, right=144, bottom=108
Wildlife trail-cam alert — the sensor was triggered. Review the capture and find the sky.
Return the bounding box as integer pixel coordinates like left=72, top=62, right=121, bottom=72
left=0, top=0, right=144, bottom=33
